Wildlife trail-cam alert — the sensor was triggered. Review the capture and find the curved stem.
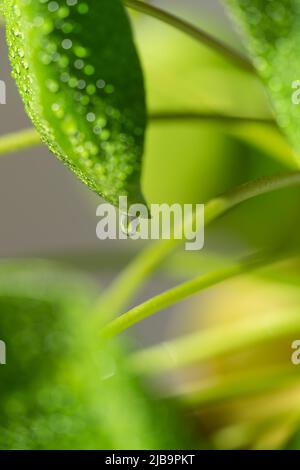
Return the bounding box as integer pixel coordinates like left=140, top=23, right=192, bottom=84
left=203, top=171, right=300, bottom=225
left=124, top=0, right=255, bottom=74
left=94, top=171, right=300, bottom=324
left=150, top=111, right=275, bottom=126
left=1, top=0, right=254, bottom=74
left=100, top=251, right=278, bottom=339
left=0, top=128, right=40, bottom=156
left=0, top=112, right=274, bottom=157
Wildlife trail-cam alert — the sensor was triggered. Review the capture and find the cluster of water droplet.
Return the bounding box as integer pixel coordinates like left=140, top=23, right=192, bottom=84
left=4, top=0, right=145, bottom=205
left=227, top=0, right=300, bottom=156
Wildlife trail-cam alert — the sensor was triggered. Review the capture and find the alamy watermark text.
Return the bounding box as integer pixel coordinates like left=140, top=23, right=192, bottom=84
left=96, top=197, right=205, bottom=251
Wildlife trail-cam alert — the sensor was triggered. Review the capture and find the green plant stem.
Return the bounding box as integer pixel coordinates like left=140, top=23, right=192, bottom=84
left=124, top=0, right=255, bottom=74
left=1, top=0, right=254, bottom=74
left=0, top=112, right=276, bottom=157
left=0, top=128, right=40, bottom=155
left=94, top=170, right=300, bottom=326
left=129, top=308, right=300, bottom=374
left=203, top=171, right=300, bottom=224
left=150, top=111, right=275, bottom=126
left=99, top=252, right=278, bottom=339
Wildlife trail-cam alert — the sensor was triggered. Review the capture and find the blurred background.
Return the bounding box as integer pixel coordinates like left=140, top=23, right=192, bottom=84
left=2, top=0, right=300, bottom=449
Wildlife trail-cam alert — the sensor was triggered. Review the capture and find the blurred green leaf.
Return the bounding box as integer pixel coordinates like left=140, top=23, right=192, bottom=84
left=0, top=261, right=194, bottom=450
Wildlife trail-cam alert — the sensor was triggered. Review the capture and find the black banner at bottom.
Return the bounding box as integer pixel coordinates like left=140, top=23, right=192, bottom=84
left=0, top=450, right=298, bottom=466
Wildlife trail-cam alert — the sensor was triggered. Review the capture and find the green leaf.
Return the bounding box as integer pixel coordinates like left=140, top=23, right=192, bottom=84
left=3, top=0, right=146, bottom=207
left=224, top=0, right=300, bottom=163
left=0, top=261, right=193, bottom=449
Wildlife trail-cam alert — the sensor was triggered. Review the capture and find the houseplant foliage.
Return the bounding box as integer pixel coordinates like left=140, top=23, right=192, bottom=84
left=1, top=0, right=300, bottom=450
left=225, top=0, right=300, bottom=158
left=2, top=0, right=146, bottom=207
left=0, top=261, right=192, bottom=449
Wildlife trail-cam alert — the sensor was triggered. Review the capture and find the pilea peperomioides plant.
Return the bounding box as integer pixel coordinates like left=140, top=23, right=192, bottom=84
left=2, top=0, right=300, bottom=451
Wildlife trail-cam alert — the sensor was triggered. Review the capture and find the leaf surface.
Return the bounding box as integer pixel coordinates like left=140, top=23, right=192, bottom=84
left=3, top=0, right=146, bottom=206
left=224, top=0, right=300, bottom=162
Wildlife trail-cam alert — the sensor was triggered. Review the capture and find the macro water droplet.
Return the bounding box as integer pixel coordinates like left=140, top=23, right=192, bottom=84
left=61, top=38, right=72, bottom=50
left=120, top=213, right=140, bottom=237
